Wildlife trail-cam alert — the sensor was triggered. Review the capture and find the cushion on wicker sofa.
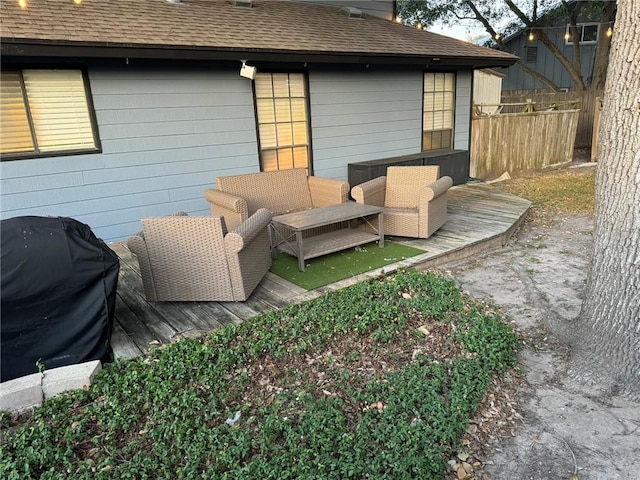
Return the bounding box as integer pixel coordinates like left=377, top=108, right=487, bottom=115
left=127, top=209, right=272, bottom=302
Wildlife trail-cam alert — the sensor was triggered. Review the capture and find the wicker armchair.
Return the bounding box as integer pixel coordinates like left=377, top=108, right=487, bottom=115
left=351, top=166, right=453, bottom=239
left=127, top=209, right=272, bottom=302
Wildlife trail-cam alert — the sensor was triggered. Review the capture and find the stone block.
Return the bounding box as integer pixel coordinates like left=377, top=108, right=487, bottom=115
left=42, top=361, right=102, bottom=399
left=0, top=372, right=43, bottom=414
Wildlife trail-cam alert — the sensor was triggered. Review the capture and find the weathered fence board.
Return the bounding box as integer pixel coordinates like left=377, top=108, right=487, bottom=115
left=470, top=108, right=579, bottom=180
left=501, top=89, right=603, bottom=148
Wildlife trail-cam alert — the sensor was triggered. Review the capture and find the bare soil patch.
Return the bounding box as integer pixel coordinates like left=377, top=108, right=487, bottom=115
left=428, top=161, right=640, bottom=480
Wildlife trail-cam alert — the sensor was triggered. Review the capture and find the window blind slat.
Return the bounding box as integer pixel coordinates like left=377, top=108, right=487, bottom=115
left=23, top=69, right=95, bottom=152
left=0, top=71, right=34, bottom=153
left=2, top=69, right=98, bottom=157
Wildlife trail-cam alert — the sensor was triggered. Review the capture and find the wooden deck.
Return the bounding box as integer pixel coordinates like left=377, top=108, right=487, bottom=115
left=110, top=183, right=532, bottom=360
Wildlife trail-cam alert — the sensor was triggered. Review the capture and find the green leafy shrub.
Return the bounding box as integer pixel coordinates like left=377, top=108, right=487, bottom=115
left=0, top=269, right=518, bottom=480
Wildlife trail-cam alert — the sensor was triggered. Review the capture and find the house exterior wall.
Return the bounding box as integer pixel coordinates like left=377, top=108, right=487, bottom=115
left=454, top=70, right=472, bottom=151
left=309, top=69, right=423, bottom=179
left=1, top=65, right=473, bottom=242
left=502, top=28, right=597, bottom=90
left=1, top=66, right=258, bottom=242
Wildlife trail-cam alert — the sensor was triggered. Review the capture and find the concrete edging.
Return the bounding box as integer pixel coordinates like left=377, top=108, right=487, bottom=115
left=0, top=360, right=102, bottom=415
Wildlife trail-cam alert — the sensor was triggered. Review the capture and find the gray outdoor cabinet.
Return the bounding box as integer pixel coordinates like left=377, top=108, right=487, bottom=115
left=348, top=149, right=470, bottom=187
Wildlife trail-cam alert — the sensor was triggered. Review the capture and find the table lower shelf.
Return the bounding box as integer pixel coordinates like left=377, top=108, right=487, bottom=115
left=277, top=228, right=382, bottom=264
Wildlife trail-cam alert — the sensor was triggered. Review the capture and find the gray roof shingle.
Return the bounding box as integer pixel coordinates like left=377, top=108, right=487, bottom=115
left=1, top=0, right=517, bottom=67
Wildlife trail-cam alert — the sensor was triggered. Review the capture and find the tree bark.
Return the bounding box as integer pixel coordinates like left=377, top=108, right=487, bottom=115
left=570, top=0, right=640, bottom=399
left=591, top=1, right=616, bottom=90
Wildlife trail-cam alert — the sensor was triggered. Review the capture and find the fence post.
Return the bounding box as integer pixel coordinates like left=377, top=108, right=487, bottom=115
left=591, top=97, right=603, bottom=162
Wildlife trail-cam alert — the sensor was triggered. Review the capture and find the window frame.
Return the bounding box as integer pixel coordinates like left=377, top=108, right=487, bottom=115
left=252, top=71, right=313, bottom=175
left=422, top=71, right=456, bottom=152
left=564, top=23, right=600, bottom=45
left=0, top=65, right=102, bottom=162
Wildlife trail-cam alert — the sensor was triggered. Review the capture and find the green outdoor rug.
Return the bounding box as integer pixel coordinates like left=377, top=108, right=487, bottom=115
left=269, top=241, right=425, bottom=290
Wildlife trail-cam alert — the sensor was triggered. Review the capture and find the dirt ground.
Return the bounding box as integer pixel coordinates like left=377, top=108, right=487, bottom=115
left=433, top=162, right=640, bottom=480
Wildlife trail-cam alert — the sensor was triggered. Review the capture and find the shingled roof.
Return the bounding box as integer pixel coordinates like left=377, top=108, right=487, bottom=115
left=0, top=0, right=518, bottom=68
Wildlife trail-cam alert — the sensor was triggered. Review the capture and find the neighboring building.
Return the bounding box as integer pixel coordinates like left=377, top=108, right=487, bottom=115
left=473, top=69, right=504, bottom=113
left=500, top=6, right=611, bottom=91
left=0, top=0, right=516, bottom=242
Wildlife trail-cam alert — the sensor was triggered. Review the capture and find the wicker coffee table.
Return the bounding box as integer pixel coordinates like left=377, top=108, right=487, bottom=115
left=270, top=202, right=384, bottom=272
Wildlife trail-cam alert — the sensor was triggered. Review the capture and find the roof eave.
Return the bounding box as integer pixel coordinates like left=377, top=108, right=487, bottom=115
left=0, top=40, right=519, bottom=69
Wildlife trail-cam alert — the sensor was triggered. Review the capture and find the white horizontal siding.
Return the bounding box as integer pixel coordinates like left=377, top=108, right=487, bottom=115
left=309, top=70, right=423, bottom=180
left=1, top=67, right=259, bottom=242
left=1, top=64, right=473, bottom=242
left=454, top=70, right=472, bottom=151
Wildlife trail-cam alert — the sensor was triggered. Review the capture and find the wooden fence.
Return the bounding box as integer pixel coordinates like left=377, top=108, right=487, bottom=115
left=501, top=89, right=603, bottom=148
left=470, top=103, right=580, bottom=180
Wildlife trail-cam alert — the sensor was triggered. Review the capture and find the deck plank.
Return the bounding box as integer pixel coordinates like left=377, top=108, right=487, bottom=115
left=108, top=183, right=531, bottom=361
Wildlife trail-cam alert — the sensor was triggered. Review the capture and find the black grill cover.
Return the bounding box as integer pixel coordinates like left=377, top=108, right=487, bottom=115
left=1, top=216, right=119, bottom=382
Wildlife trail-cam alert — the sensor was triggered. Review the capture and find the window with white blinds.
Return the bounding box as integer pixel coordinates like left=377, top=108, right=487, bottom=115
left=254, top=73, right=310, bottom=173
left=1, top=69, right=99, bottom=159
left=423, top=72, right=455, bottom=151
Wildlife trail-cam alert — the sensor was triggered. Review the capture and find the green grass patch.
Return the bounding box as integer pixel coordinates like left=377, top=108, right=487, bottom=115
left=269, top=240, right=425, bottom=289
left=0, top=269, right=519, bottom=480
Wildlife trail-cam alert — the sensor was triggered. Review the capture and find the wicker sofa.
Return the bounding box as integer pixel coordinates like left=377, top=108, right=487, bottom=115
left=204, top=168, right=350, bottom=231
left=351, top=165, right=453, bottom=239
left=127, top=209, right=272, bottom=302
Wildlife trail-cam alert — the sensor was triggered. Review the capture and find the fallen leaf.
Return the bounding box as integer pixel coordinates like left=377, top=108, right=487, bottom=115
left=457, top=466, right=469, bottom=479
left=417, top=325, right=430, bottom=336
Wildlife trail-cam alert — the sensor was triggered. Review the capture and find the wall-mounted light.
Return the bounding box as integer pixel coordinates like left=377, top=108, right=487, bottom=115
left=240, top=60, right=256, bottom=80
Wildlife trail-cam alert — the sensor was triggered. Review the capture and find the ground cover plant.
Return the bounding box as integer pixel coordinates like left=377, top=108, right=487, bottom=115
left=0, top=269, right=518, bottom=479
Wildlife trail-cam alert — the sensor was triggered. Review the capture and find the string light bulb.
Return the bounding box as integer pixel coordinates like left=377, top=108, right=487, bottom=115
left=395, top=15, right=402, bottom=23
left=494, top=33, right=501, bottom=40
left=74, top=0, right=82, bottom=3
left=564, top=31, right=571, bottom=41
left=528, top=31, right=535, bottom=41
left=18, top=0, right=27, bottom=8
left=606, top=26, right=613, bottom=37
left=417, top=22, right=423, bottom=30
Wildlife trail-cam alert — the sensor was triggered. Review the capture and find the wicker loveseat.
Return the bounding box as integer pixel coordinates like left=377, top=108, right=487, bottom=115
left=127, top=209, right=272, bottom=302
left=204, top=168, right=350, bottom=231
left=351, top=165, right=453, bottom=239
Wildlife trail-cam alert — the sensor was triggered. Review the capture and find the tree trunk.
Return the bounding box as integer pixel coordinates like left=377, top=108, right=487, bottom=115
left=570, top=0, right=640, bottom=399
left=591, top=1, right=616, bottom=90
